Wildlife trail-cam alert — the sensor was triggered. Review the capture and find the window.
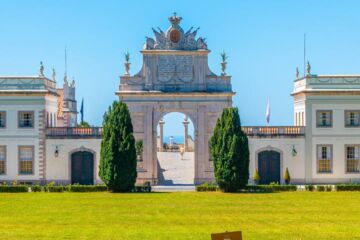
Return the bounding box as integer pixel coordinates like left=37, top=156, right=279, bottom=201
left=317, top=145, right=332, bottom=173
left=0, top=146, right=5, bottom=175
left=346, top=145, right=359, bottom=173
left=18, top=111, right=34, bottom=128
left=316, top=110, right=332, bottom=127
left=345, top=111, right=360, bottom=127
left=0, top=111, right=5, bottom=128
left=19, top=146, right=34, bottom=174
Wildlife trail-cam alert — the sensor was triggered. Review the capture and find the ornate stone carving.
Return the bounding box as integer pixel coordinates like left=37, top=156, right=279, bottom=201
left=143, top=13, right=207, bottom=51
left=157, top=55, right=193, bottom=83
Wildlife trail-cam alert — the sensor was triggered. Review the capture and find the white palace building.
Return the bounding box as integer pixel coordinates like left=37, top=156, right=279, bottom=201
left=1, top=15, right=360, bottom=186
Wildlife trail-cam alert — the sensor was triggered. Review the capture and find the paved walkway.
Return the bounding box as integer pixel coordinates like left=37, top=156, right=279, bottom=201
left=157, top=152, right=195, bottom=185
left=152, top=185, right=196, bottom=192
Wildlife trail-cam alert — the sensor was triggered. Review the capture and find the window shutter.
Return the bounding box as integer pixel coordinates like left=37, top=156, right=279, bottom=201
left=327, top=146, right=331, bottom=160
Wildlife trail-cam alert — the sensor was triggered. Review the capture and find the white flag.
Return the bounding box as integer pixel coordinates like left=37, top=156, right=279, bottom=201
left=266, top=98, right=270, bottom=124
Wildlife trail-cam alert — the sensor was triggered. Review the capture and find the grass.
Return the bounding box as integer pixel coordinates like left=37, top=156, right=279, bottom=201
left=0, top=192, right=359, bottom=239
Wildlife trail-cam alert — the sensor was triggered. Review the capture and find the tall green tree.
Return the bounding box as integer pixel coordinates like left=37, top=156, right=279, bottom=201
left=99, top=101, right=137, bottom=192
left=210, top=107, right=249, bottom=192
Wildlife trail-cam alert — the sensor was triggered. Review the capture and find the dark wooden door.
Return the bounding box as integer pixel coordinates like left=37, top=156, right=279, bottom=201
left=71, top=151, right=94, bottom=185
left=258, top=150, right=280, bottom=184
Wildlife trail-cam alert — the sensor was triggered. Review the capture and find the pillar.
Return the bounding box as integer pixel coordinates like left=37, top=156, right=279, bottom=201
left=183, top=116, right=189, bottom=152
left=159, top=118, right=165, bottom=152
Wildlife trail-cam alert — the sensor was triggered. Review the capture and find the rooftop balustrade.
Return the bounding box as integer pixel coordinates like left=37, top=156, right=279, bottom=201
left=46, top=126, right=305, bottom=139
left=46, top=127, right=103, bottom=139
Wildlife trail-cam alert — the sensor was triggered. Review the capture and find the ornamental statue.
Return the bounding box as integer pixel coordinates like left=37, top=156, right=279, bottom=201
left=220, top=51, right=228, bottom=76
left=306, top=61, right=311, bottom=75
left=39, top=61, right=44, bottom=76
left=124, top=51, right=130, bottom=76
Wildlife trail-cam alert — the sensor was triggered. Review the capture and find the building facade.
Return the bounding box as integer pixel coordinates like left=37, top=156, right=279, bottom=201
left=0, top=15, right=359, bottom=185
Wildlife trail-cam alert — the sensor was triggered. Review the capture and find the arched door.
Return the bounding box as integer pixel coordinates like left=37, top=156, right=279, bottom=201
left=71, top=151, right=94, bottom=185
left=258, top=150, right=281, bottom=184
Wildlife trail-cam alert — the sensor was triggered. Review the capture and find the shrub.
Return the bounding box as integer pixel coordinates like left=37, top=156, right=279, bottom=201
left=253, top=169, right=260, bottom=185
left=305, top=185, right=315, bottom=191
left=243, top=185, right=296, bottom=193
left=317, top=185, right=325, bottom=192
left=68, top=185, right=108, bottom=192
left=0, top=185, right=28, bottom=193
left=336, top=184, right=360, bottom=191
left=133, top=184, right=152, bottom=193
left=196, top=182, right=219, bottom=192
left=31, top=185, right=42, bottom=192
left=325, top=185, right=332, bottom=191
left=46, top=186, right=64, bottom=192
left=210, top=107, right=249, bottom=192
left=284, top=168, right=291, bottom=185
left=99, top=101, right=137, bottom=192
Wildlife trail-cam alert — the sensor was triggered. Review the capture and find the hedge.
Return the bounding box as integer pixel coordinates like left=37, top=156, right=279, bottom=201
left=68, top=185, right=108, bottom=192
left=243, top=185, right=297, bottom=193
left=336, top=184, right=360, bottom=191
left=196, top=182, right=219, bottom=192
left=133, top=185, right=151, bottom=193
left=0, top=185, right=28, bottom=193
left=31, top=185, right=42, bottom=192
left=305, top=185, right=315, bottom=191
left=45, top=186, right=65, bottom=192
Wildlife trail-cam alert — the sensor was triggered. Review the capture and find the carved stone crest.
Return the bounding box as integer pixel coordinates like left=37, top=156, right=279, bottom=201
left=143, top=13, right=207, bottom=51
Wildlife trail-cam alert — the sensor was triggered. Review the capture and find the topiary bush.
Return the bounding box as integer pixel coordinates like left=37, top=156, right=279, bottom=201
left=31, top=185, right=42, bottom=192
left=99, top=101, right=137, bottom=192
left=305, top=185, right=315, bottom=191
left=317, top=185, right=325, bottom=192
left=210, top=107, right=249, bottom=192
left=284, top=168, right=291, bottom=185
left=253, top=169, right=260, bottom=185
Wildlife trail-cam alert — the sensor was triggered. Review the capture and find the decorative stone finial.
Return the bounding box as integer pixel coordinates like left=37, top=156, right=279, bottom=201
left=296, top=67, right=299, bottom=78
left=306, top=61, right=311, bottom=75
left=168, top=12, right=182, bottom=27
left=39, top=61, right=45, bottom=76
left=124, top=52, right=131, bottom=76
left=52, top=68, right=56, bottom=82
left=220, top=51, right=228, bottom=76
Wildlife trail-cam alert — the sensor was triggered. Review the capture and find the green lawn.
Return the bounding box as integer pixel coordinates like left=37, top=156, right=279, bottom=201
left=0, top=192, right=359, bottom=239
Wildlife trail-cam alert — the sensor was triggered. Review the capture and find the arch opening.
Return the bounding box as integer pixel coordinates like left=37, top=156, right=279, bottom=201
left=155, top=112, right=195, bottom=185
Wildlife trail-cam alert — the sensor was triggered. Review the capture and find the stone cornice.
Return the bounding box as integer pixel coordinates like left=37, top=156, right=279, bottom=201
left=116, top=91, right=235, bottom=97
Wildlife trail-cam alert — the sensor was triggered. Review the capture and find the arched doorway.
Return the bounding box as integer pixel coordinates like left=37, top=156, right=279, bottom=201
left=156, top=112, right=195, bottom=185
left=258, top=150, right=281, bottom=184
left=71, top=151, right=94, bottom=185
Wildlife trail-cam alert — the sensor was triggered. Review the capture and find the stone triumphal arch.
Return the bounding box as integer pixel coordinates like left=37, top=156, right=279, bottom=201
left=117, top=14, right=234, bottom=185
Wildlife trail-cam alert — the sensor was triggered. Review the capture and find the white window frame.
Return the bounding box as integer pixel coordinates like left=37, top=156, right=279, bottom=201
left=345, top=110, right=360, bottom=128
left=0, top=111, right=6, bottom=128
left=345, top=145, right=360, bottom=173
left=317, top=145, right=333, bottom=173
left=18, top=146, right=34, bottom=175
left=18, top=111, right=34, bottom=128
left=316, top=110, right=333, bottom=128
left=0, top=146, right=6, bottom=175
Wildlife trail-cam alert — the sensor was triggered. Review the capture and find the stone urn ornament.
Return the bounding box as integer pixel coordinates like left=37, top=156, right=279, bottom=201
left=220, top=51, right=228, bottom=76
left=124, top=51, right=131, bottom=75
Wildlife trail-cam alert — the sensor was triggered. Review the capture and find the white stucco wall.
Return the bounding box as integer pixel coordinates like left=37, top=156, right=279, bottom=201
left=45, top=138, right=101, bottom=184
left=248, top=137, right=306, bottom=184
left=0, top=97, right=44, bottom=182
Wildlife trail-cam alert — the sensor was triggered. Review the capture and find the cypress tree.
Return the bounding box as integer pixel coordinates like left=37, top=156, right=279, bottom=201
left=99, top=101, right=137, bottom=192
left=210, top=107, right=249, bottom=192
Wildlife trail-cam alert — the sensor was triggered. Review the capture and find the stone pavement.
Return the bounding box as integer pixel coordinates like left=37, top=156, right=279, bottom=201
left=157, top=152, right=195, bottom=186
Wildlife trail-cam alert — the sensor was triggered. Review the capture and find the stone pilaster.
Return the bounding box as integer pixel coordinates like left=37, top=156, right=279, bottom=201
left=38, top=110, right=46, bottom=184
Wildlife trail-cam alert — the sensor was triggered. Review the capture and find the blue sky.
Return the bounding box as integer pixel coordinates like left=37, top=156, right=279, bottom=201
left=1, top=0, right=360, bottom=136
